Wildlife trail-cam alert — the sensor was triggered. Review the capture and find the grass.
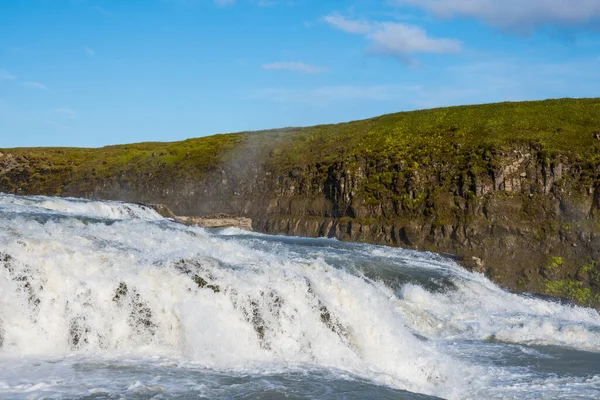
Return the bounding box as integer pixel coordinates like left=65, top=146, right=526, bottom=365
left=2, top=97, right=600, bottom=195
left=262, top=97, right=600, bottom=168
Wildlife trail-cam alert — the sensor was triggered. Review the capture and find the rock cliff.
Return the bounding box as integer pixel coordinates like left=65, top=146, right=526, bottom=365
left=2, top=98, right=600, bottom=307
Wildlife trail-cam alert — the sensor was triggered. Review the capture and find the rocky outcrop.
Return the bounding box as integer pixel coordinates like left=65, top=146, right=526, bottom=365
left=2, top=137, right=600, bottom=307
left=145, top=203, right=253, bottom=230
left=146, top=203, right=177, bottom=219
left=174, top=214, right=253, bottom=231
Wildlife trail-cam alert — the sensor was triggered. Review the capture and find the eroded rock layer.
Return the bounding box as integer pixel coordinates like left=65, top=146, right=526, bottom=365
left=2, top=98, right=600, bottom=306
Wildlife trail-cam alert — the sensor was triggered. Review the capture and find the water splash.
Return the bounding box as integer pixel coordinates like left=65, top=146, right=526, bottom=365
left=0, top=193, right=599, bottom=399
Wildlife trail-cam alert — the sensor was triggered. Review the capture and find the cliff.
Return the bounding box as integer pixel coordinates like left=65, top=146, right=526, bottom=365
left=2, top=98, right=600, bottom=307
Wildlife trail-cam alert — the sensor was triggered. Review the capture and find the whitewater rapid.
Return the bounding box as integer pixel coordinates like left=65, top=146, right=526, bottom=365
left=0, top=193, right=599, bottom=399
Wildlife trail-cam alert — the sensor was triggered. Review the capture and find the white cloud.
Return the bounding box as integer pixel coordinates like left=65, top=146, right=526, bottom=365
left=23, top=81, right=51, bottom=91
left=51, top=107, right=77, bottom=120
left=323, top=14, right=371, bottom=34
left=84, top=46, right=95, bottom=56
left=323, top=14, right=461, bottom=62
left=368, top=22, right=461, bottom=59
left=395, top=0, right=600, bottom=32
left=0, top=69, right=16, bottom=81
left=262, top=61, right=328, bottom=74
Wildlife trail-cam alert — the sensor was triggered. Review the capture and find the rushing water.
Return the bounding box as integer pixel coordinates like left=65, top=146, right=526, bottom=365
left=0, top=194, right=599, bottom=399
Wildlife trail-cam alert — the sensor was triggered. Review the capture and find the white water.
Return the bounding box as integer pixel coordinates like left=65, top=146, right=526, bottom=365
left=0, top=193, right=162, bottom=221
left=1, top=194, right=600, bottom=399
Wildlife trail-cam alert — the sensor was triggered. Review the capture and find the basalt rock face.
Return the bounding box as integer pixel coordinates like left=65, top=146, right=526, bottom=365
left=2, top=143, right=600, bottom=307
left=3, top=98, right=600, bottom=308
left=246, top=146, right=600, bottom=308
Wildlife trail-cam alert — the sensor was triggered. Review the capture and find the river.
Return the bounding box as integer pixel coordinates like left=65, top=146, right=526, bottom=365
left=0, top=194, right=599, bottom=399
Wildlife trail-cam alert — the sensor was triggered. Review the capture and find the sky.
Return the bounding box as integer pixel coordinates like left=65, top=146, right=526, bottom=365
left=1, top=0, right=600, bottom=148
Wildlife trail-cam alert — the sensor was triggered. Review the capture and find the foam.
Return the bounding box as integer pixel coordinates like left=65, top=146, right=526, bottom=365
left=0, top=197, right=465, bottom=399
left=0, top=193, right=163, bottom=220
left=1, top=194, right=599, bottom=399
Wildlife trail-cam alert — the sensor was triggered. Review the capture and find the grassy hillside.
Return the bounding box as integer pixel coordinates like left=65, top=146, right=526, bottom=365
left=265, top=97, right=600, bottom=168
left=4, top=97, right=600, bottom=180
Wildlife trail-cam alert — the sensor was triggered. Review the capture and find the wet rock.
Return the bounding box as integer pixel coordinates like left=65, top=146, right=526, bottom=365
left=65, top=288, right=98, bottom=350
left=145, top=203, right=177, bottom=219
left=0, top=252, right=43, bottom=313
left=68, top=316, right=91, bottom=349
left=174, top=215, right=253, bottom=231
left=304, top=278, right=353, bottom=346
left=231, top=290, right=284, bottom=349
left=193, top=275, right=220, bottom=293
left=112, top=282, right=157, bottom=336
left=174, top=259, right=221, bottom=293
left=113, top=282, right=128, bottom=302
left=130, top=293, right=155, bottom=333
left=461, top=256, right=486, bottom=274
left=265, top=290, right=283, bottom=318
left=252, top=290, right=284, bottom=347
left=0, top=252, right=14, bottom=271
left=248, top=300, right=266, bottom=345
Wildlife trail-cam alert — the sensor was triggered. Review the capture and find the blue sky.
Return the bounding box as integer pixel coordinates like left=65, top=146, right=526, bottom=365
left=1, top=0, right=599, bottom=148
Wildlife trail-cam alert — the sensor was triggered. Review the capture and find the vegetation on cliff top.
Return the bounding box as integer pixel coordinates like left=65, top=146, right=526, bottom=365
left=265, top=97, right=600, bottom=167
left=2, top=97, right=600, bottom=204
left=3, top=97, right=600, bottom=179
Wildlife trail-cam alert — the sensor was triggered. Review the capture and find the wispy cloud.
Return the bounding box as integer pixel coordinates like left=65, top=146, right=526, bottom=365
left=257, top=0, right=301, bottom=6
left=169, top=0, right=295, bottom=7
left=252, top=55, right=600, bottom=108
left=94, top=5, right=115, bottom=17
left=395, top=0, right=600, bottom=33
left=0, top=69, right=16, bottom=81
left=41, top=107, right=77, bottom=130
left=262, top=61, right=328, bottom=74
left=323, top=14, right=371, bottom=34
left=251, top=82, right=482, bottom=108
left=253, top=84, right=413, bottom=105
left=51, top=107, right=77, bottom=120
left=214, top=0, right=235, bottom=6
left=367, top=22, right=462, bottom=59
left=6, top=46, right=30, bottom=54
left=257, top=0, right=279, bottom=6
left=83, top=46, right=95, bottom=56
left=23, top=81, right=51, bottom=91
left=323, top=14, right=461, bottom=64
